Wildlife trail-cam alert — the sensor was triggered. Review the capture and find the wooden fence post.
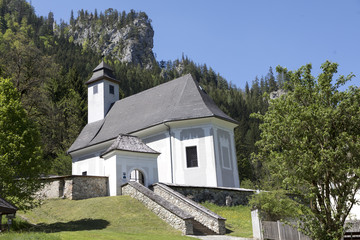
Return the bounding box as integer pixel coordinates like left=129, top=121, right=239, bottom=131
left=277, top=220, right=282, bottom=240
left=251, top=209, right=263, bottom=240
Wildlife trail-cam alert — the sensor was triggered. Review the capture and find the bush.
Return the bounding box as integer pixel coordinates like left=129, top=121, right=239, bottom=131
left=248, top=190, right=302, bottom=221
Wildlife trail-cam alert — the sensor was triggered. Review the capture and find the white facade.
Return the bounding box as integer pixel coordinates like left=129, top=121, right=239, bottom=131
left=71, top=141, right=110, bottom=176
left=88, top=80, right=119, bottom=123
left=102, top=150, right=158, bottom=196
left=137, top=118, right=240, bottom=188
left=71, top=68, right=241, bottom=195
left=71, top=117, right=240, bottom=193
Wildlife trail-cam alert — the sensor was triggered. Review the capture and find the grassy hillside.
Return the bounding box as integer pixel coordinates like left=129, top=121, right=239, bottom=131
left=0, top=196, right=253, bottom=239
left=0, top=196, right=193, bottom=240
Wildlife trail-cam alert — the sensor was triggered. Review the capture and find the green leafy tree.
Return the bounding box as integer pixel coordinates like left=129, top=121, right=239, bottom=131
left=249, top=190, right=302, bottom=221
left=253, top=61, right=360, bottom=240
left=0, top=78, right=47, bottom=209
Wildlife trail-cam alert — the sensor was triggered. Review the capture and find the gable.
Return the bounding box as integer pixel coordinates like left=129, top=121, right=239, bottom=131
left=68, top=74, right=237, bottom=154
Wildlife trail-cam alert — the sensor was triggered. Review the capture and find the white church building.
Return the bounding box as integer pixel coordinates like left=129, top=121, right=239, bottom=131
left=68, top=61, right=240, bottom=196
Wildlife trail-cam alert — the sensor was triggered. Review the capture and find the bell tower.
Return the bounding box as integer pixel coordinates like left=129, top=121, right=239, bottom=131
left=86, top=61, right=120, bottom=123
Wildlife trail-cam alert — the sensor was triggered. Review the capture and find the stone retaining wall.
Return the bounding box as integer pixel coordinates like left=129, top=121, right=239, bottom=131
left=122, top=181, right=194, bottom=235
left=153, top=183, right=226, bottom=234
left=37, top=175, right=108, bottom=200
left=164, top=183, right=255, bottom=206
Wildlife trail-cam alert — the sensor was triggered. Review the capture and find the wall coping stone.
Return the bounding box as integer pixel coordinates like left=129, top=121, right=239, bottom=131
left=153, top=183, right=226, bottom=220
left=123, top=181, right=193, bottom=220
left=40, top=175, right=108, bottom=180
left=160, top=182, right=256, bottom=193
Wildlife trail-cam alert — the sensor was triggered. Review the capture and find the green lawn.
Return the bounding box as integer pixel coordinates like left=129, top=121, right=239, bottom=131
left=202, top=202, right=253, bottom=238
left=0, top=196, right=193, bottom=240
left=0, top=196, right=253, bottom=239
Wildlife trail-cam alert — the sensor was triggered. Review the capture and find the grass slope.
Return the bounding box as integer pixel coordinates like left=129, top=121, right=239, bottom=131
left=1, top=196, right=193, bottom=240
left=0, top=196, right=253, bottom=239
left=202, top=202, right=253, bottom=238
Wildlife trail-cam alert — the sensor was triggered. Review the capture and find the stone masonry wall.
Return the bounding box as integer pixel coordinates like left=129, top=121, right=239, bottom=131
left=36, top=176, right=108, bottom=200
left=164, top=183, right=255, bottom=206
left=122, top=182, right=194, bottom=235
left=37, top=178, right=72, bottom=199
left=72, top=176, right=108, bottom=200
left=153, top=183, right=226, bottom=234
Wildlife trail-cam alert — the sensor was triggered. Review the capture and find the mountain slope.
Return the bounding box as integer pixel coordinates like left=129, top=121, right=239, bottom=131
left=62, top=9, right=155, bottom=68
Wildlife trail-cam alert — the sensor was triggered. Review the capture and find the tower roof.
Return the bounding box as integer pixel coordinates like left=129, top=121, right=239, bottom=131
left=68, top=74, right=238, bottom=153
left=85, top=60, right=120, bottom=85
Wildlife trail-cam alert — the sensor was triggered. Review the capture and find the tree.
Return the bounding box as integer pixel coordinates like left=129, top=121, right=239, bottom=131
left=266, top=66, right=277, bottom=92
left=0, top=78, right=48, bottom=209
left=253, top=61, right=360, bottom=240
left=0, top=26, right=54, bottom=117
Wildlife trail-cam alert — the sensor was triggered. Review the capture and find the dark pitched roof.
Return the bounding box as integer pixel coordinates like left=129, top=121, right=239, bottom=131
left=68, top=119, right=105, bottom=154
left=68, top=74, right=237, bottom=153
left=85, top=60, right=120, bottom=85
left=0, top=197, right=17, bottom=214
left=101, top=134, right=159, bottom=157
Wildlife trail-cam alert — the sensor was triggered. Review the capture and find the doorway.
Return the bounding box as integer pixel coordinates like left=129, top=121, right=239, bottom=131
left=129, top=169, right=145, bottom=185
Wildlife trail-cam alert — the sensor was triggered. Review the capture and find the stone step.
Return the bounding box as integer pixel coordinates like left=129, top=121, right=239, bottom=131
left=192, top=219, right=217, bottom=235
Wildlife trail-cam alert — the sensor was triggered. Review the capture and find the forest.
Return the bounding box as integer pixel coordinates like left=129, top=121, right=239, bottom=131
left=0, top=0, right=285, bottom=186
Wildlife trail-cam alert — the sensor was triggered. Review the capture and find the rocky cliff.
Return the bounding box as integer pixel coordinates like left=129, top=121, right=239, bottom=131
left=63, top=9, right=155, bottom=68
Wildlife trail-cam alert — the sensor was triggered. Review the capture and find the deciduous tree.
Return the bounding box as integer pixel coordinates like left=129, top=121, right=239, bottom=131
left=0, top=78, right=47, bottom=209
left=253, top=61, right=360, bottom=240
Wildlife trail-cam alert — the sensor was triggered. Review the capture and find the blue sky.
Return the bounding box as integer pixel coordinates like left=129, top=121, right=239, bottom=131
left=29, top=0, right=360, bottom=90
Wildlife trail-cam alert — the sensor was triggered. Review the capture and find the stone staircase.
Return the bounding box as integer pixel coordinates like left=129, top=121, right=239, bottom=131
left=192, top=219, right=218, bottom=235
left=122, top=181, right=226, bottom=235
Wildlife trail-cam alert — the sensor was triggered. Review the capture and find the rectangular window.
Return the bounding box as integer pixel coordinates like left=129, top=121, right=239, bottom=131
left=93, top=85, right=98, bottom=94
left=186, top=146, right=198, bottom=168
left=109, top=85, right=114, bottom=94
left=222, top=146, right=231, bottom=169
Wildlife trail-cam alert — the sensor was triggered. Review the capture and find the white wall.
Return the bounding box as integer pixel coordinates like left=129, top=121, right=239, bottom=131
left=103, top=150, right=158, bottom=196
left=103, top=80, right=119, bottom=116
left=213, top=125, right=240, bottom=188
left=88, top=82, right=104, bottom=123
left=104, top=155, right=117, bottom=196
left=87, top=80, right=119, bottom=123
left=140, top=118, right=240, bottom=188
left=71, top=142, right=111, bottom=176
left=72, top=155, right=104, bottom=176
left=142, top=132, right=172, bottom=183
left=171, top=125, right=218, bottom=187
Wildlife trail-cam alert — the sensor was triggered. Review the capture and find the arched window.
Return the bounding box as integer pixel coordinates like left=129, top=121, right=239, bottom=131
left=129, top=169, right=145, bottom=185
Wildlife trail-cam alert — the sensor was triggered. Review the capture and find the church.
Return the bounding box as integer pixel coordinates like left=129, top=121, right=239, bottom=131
left=68, top=61, right=240, bottom=196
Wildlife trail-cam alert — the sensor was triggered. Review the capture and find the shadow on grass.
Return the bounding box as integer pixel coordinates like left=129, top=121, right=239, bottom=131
left=225, top=227, right=234, bottom=234
left=32, top=218, right=110, bottom=233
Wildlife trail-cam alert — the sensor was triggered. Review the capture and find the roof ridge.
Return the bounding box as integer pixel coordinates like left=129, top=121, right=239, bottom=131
left=196, top=80, right=238, bottom=124
left=114, top=74, right=191, bottom=104
left=163, top=74, right=192, bottom=122
left=93, top=60, right=113, bottom=72
left=195, top=81, right=216, bottom=117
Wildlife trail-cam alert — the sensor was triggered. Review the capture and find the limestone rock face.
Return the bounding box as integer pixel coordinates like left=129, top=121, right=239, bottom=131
left=269, top=89, right=286, bottom=99
left=63, top=10, right=155, bottom=68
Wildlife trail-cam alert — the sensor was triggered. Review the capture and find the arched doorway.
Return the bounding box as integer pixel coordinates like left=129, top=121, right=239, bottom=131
left=129, top=169, right=145, bottom=185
